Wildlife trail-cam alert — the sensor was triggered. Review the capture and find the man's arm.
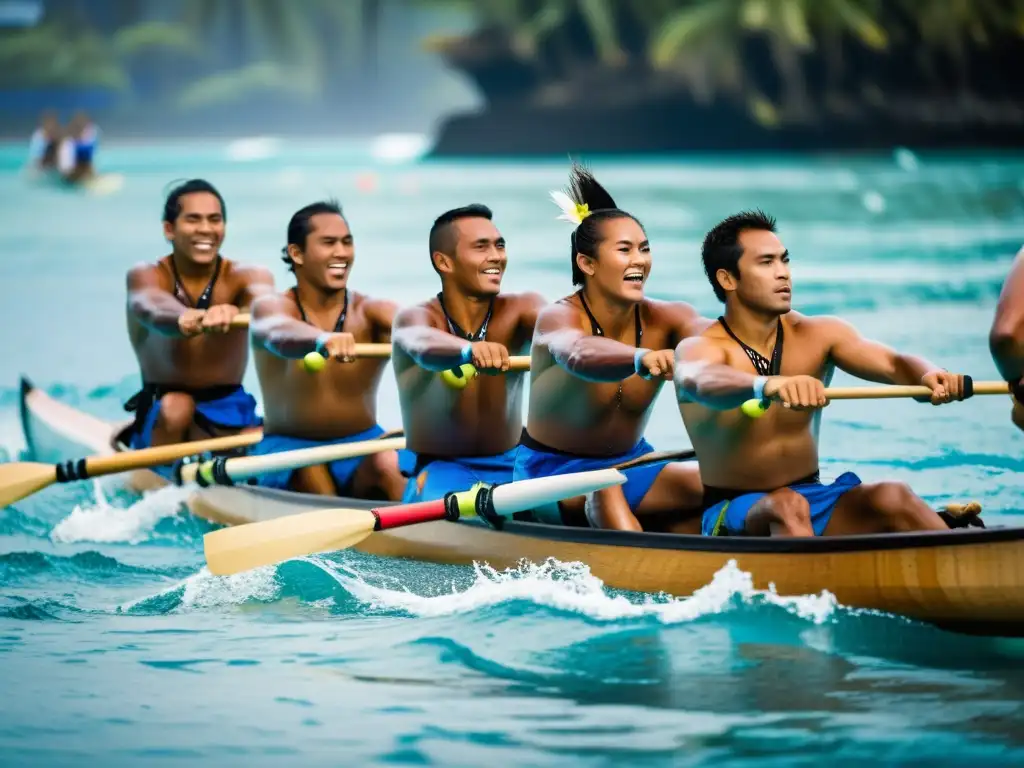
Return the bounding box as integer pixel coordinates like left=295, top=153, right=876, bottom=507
left=534, top=302, right=648, bottom=383
left=825, top=317, right=940, bottom=384
left=236, top=266, right=276, bottom=310
left=250, top=293, right=329, bottom=359
left=824, top=316, right=965, bottom=402
left=674, top=337, right=763, bottom=409
left=391, top=305, right=479, bottom=372
left=126, top=263, right=193, bottom=336
left=990, top=247, right=1024, bottom=383
left=365, top=298, right=399, bottom=344
left=674, top=336, right=827, bottom=411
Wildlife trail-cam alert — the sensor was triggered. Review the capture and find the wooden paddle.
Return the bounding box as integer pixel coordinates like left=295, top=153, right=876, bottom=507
left=741, top=379, right=1010, bottom=417
left=303, top=342, right=531, bottom=369
left=0, top=430, right=263, bottom=508
left=228, top=314, right=531, bottom=369
left=203, top=467, right=629, bottom=575
left=177, top=431, right=406, bottom=486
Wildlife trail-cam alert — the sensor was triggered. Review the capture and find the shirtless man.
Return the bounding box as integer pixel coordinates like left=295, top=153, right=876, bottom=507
left=392, top=204, right=545, bottom=503
left=248, top=200, right=406, bottom=499
left=989, top=245, right=1024, bottom=432
left=674, top=209, right=975, bottom=537
left=513, top=164, right=707, bottom=532
left=125, top=179, right=274, bottom=473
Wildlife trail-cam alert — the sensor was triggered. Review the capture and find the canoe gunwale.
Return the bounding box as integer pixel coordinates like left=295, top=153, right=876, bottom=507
left=207, top=481, right=1022, bottom=556
left=18, top=374, right=1021, bottom=557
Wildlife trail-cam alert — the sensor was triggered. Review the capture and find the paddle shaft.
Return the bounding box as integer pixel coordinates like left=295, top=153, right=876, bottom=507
left=824, top=381, right=1009, bottom=399
left=372, top=454, right=695, bottom=532
left=325, top=344, right=531, bottom=369
left=179, top=433, right=406, bottom=485
left=228, top=315, right=530, bottom=368
left=82, top=430, right=262, bottom=478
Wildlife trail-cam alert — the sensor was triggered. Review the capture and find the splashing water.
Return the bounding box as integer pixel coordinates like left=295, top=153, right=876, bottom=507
left=50, top=481, right=194, bottom=545
left=119, top=564, right=281, bottom=615
left=312, top=556, right=841, bottom=626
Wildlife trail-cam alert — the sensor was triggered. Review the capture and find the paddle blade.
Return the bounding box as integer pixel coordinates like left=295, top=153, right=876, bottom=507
left=0, top=462, right=58, bottom=508
left=204, top=508, right=377, bottom=576
left=491, top=468, right=626, bottom=515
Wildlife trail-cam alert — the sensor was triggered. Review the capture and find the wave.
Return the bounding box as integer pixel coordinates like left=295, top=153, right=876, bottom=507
left=321, top=557, right=842, bottom=627
left=0, top=550, right=184, bottom=583
left=117, top=551, right=850, bottom=633
left=0, top=596, right=84, bottom=622
left=50, top=482, right=199, bottom=545
left=0, top=508, right=52, bottom=537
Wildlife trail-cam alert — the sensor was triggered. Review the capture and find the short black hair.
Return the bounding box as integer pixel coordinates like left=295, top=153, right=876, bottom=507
left=701, top=209, right=777, bottom=302
left=281, top=199, right=346, bottom=272
left=428, top=204, right=493, bottom=274
left=163, top=179, right=226, bottom=224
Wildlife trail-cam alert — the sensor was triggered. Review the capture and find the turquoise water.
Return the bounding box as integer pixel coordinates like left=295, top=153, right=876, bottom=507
left=2, top=139, right=1024, bottom=766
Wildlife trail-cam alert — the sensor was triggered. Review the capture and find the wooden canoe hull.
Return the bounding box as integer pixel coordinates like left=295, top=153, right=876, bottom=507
left=18, top=375, right=1024, bottom=636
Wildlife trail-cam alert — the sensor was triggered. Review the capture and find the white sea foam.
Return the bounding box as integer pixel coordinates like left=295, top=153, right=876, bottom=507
left=50, top=481, right=192, bottom=544
left=118, top=564, right=280, bottom=613
left=311, top=556, right=840, bottom=626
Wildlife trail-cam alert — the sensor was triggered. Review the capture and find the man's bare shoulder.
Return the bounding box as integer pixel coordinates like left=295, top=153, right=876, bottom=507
left=536, top=293, right=580, bottom=320
left=126, top=258, right=170, bottom=288
left=498, top=291, right=547, bottom=311
left=251, top=289, right=300, bottom=320
left=393, top=296, right=443, bottom=329
left=351, top=290, right=398, bottom=309
left=224, top=260, right=274, bottom=286
left=788, top=311, right=854, bottom=340
left=696, top=319, right=729, bottom=344
left=645, top=297, right=706, bottom=327
left=352, top=291, right=399, bottom=327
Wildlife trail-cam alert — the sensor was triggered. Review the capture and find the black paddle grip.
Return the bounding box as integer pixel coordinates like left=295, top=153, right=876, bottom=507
left=55, top=459, right=88, bottom=483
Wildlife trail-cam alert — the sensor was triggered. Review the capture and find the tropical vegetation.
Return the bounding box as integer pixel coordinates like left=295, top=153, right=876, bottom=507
left=415, top=0, right=1024, bottom=124
left=0, top=0, right=383, bottom=110
left=1, top=0, right=1022, bottom=123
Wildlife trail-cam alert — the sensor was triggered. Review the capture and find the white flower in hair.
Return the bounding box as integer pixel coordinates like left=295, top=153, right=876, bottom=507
left=550, top=190, right=590, bottom=224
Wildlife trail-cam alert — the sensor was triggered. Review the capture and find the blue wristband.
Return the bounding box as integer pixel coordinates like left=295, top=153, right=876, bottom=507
left=314, top=332, right=332, bottom=357
left=751, top=376, right=767, bottom=401
left=634, top=347, right=653, bottom=380
left=458, top=343, right=473, bottom=365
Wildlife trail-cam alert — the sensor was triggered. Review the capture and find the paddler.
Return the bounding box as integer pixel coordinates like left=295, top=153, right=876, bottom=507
left=392, top=204, right=545, bottom=502
left=124, top=179, right=274, bottom=469
left=513, top=164, right=708, bottom=532
left=673, top=209, right=980, bottom=537
left=989, top=245, right=1024, bottom=432
left=27, top=110, right=60, bottom=172
left=56, top=111, right=98, bottom=184
left=246, top=200, right=407, bottom=499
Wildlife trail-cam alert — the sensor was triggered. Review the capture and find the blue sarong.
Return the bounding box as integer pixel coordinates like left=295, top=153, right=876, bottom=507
left=400, top=447, right=519, bottom=503
left=512, top=433, right=670, bottom=524
left=701, top=471, right=862, bottom=537
left=124, top=383, right=261, bottom=478
left=248, top=425, right=405, bottom=495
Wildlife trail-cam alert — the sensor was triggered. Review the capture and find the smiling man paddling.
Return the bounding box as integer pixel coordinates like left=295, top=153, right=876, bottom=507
left=392, top=204, right=545, bottom=503
left=124, top=179, right=273, bottom=469
left=247, top=200, right=406, bottom=499
left=989, top=245, right=1024, bottom=433
left=514, top=164, right=708, bottom=532
left=674, top=210, right=978, bottom=537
